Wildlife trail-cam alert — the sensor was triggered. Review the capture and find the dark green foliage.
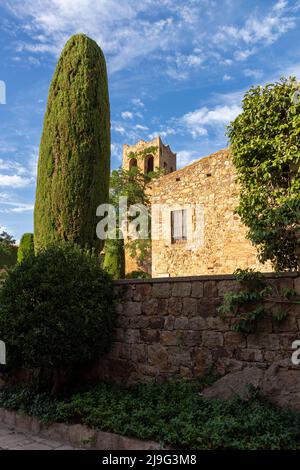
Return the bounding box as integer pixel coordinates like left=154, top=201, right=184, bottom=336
left=0, top=246, right=17, bottom=270
left=1, top=380, right=300, bottom=449
left=227, top=78, right=300, bottom=271
left=0, top=230, right=17, bottom=274
left=0, top=230, right=15, bottom=249
left=0, top=229, right=16, bottom=258
left=103, top=238, right=125, bottom=279
left=218, top=269, right=300, bottom=333
left=34, top=34, right=110, bottom=253
left=17, top=233, right=34, bottom=263
left=0, top=243, right=116, bottom=390
left=110, top=166, right=154, bottom=208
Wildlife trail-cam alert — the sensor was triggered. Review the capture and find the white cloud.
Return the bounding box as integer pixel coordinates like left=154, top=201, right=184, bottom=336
left=112, top=124, right=126, bottom=135
left=166, top=48, right=206, bottom=81
left=217, top=1, right=296, bottom=46
left=131, top=98, right=145, bottom=108
left=0, top=192, right=10, bottom=201
left=215, top=0, right=297, bottom=63
left=223, top=74, right=232, bottom=81
left=233, top=49, right=255, bottom=61
left=0, top=174, right=32, bottom=188
left=274, top=0, right=288, bottom=11
left=28, top=146, right=39, bottom=177
left=166, top=68, right=188, bottom=81
left=148, top=128, right=176, bottom=140
left=111, top=143, right=122, bottom=163
left=135, top=124, right=148, bottom=131
left=10, top=203, right=34, bottom=213
left=0, top=198, right=34, bottom=213
left=243, top=68, right=263, bottom=79
left=121, top=111, right=133, bottom=120
left=177, top=150, right=199, bottom=168
left=0, top=159, right=27, bottom=175
left=5, top=1, right=185, bottom=73
left=4, top=0, right=299, bottom=81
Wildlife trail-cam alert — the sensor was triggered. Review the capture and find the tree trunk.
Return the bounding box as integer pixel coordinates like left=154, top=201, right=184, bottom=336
left=51, top=367, right=70, bottom=397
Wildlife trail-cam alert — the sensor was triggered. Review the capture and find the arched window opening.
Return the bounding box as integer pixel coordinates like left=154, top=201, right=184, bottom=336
left=129, top=158, right=137, bottom=170
left=146, top=155, right=154, bottom=174
left=163, top=162, right=167, bottom=173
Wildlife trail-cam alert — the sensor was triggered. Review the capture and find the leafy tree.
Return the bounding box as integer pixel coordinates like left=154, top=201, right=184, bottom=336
left=34, top=34, right=110, bottom=254
left=0, top=230, right=15, bottom=256
left=227, top=77, right=300, bottom=271
left=107, top=166, right=162, bottom=273
left=0, top=243, right=116, bottom=395
left=17, top=233, right=34, bottom=263
left=0, top=230, right=17, bottom=275
left=109, top=166, right=153, bottom=208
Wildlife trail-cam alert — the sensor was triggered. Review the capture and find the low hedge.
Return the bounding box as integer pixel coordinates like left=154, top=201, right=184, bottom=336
left=0, top=379, right=300, bottom=449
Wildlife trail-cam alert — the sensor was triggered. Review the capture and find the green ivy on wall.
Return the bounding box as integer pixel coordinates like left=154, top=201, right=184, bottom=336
left=218, top=269, right=300, bottom=333
left=127, top=146, right=158, bottom=160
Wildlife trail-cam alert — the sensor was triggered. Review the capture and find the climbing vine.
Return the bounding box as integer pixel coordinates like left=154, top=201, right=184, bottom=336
left=218, top=269, right=300, bottom=333
left=127, top=146, right=158, bottom=160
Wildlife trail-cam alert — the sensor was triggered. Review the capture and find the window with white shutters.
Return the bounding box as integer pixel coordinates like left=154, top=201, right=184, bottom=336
left=171, top=209, right=187, bottom=243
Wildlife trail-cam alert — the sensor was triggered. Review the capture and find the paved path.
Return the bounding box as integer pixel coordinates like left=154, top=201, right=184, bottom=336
left=0, top=423, right=80, bottom=450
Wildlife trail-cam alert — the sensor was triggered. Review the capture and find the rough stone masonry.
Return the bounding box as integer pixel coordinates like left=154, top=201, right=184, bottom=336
left=90, top=273, right=300, bottom=408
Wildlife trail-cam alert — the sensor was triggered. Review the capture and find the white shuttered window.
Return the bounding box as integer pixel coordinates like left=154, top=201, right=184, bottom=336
left=171, top=209, right=187, bottom=243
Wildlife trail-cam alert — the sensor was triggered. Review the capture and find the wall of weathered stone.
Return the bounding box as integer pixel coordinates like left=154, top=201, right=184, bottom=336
left=151, top=148, right=273, bottom=277
left=91, top=273, right=300, bottom=385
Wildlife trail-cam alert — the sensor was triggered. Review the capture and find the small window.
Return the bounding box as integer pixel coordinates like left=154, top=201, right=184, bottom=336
left=170, top=167, right=173, bottom=173
left=171, top=209, right=187, bottom=243
left=129, top=158, right=137, bottom=170
left=146, top=155, right=154, bottom=173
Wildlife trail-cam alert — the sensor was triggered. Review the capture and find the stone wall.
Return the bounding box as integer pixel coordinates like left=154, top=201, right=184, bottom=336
left=151, top=148, right=273, bottom=277
left=92, top=273, right=300, bottom=385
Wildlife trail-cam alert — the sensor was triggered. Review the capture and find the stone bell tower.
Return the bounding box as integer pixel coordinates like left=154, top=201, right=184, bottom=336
left=122, top=136, right=176, bottom=174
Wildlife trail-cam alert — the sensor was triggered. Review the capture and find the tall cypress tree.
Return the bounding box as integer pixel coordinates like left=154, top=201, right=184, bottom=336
left=34, top=34, right=110, bottom=253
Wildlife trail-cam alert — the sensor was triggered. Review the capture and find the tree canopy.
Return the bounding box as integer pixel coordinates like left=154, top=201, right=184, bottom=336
left=227, top=77, right=300, bottom=271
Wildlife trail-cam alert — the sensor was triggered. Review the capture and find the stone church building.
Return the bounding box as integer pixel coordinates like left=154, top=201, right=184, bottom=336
left=122, top=136, right=272, bottom=278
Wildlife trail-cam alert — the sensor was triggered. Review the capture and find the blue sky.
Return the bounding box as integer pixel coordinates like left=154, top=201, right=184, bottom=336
left=1, top=0, right=300, bottom=241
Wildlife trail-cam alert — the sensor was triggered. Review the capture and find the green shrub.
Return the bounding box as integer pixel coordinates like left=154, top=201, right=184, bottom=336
left=34, top=34, right=110, bottom=253
left=227, top=77, right=300, bottom=270
left=103, top=238, right=125, bottom=279
left=17, top=233, right=34, bottom=263
left=0, top=243, right=116, bottom=394
left=218, top=268, right=300, bottom=333
left=0, top=230, right=17, bottom=269
left=0, top=246, right=17, bottom=270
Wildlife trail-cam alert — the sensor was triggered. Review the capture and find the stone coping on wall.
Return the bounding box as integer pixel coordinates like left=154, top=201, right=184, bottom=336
left=0, top=408, right=162, bottom=450
left=113, top=271, right=299, bottom=285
